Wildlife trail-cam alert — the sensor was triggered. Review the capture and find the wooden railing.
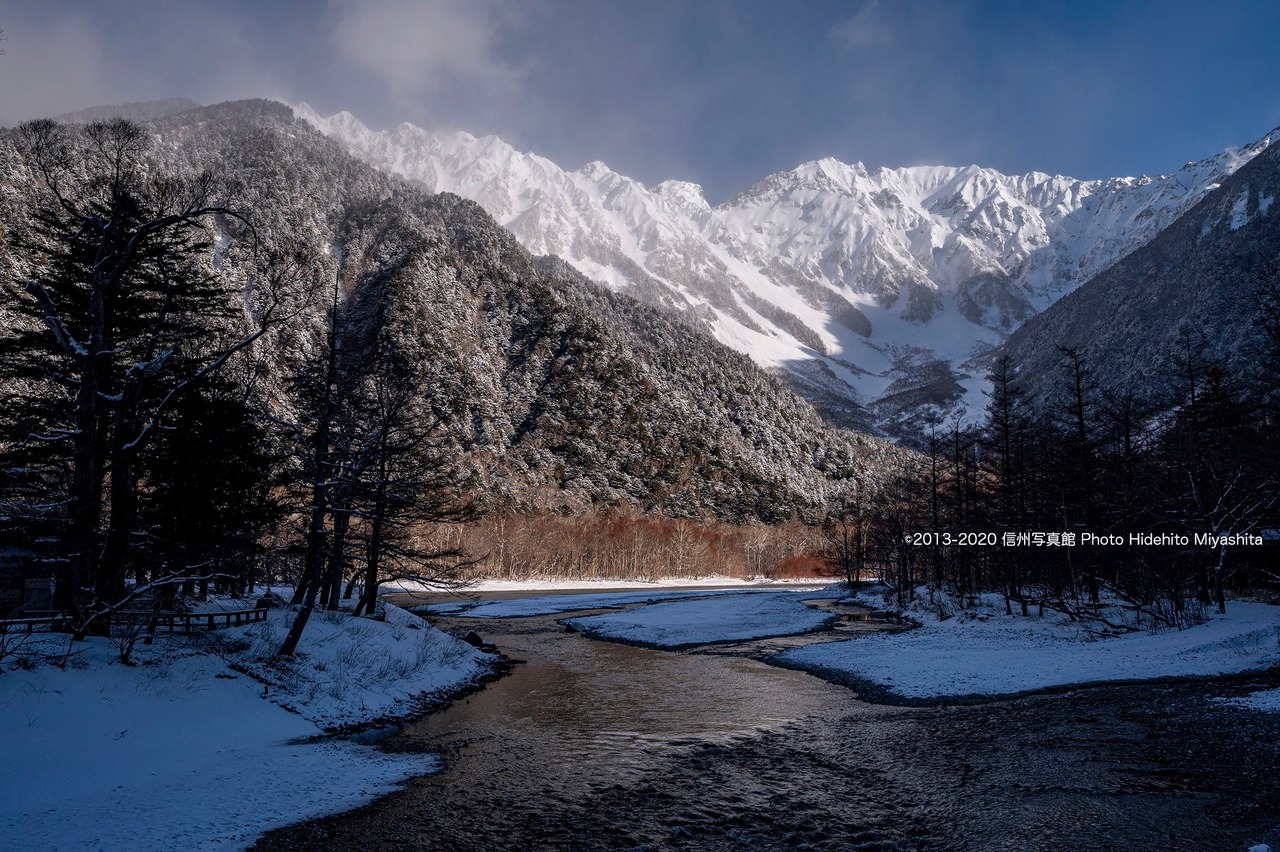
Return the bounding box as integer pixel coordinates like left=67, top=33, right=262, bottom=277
left=110, top=608, right=269, bottom=633
left=0, top=611, right=72, bottom=634
left=0, top=608, right=269, bottom=635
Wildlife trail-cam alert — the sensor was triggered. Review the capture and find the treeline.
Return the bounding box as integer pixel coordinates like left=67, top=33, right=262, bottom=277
left=829, top=326, right=1280, bottom=627
left=459, top=511, right=826, bottom=582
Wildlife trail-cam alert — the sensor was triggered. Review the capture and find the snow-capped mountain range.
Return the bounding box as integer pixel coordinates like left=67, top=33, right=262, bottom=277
left=294, top=102, right=1275, bottom=434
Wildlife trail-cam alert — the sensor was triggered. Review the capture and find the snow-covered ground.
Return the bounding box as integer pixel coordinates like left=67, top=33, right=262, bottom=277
left=1217, top=687, right=1280, bottom=713
left=8, top=583, right=1273, bottom=849
left=231, top=602, right=487, bottom=728
left=563, top=591, right=834, bottom=647
left=0, top=600, right=492, bottom=851
left=775, top=592, right=1280, bottom=700
left=428, top=581, right=1280, bottom=707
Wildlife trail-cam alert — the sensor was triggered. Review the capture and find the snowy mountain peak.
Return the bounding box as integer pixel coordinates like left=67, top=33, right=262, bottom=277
left=577, top=160, right=615, bottom=180
left=327, top=111, right=369, bottom=138
left=653, top=180, right=709, bottom=212
left=294, top=102, right=1276, bottom=436
left=296, top=103, right=371, bottom=141
left=811, top=156, right=868, bottom=181
left=292, top=101, right=323, bottom=124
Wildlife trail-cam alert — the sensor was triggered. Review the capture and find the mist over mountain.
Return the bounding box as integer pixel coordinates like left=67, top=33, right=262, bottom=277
left=52, top=98, right=204, bottom=125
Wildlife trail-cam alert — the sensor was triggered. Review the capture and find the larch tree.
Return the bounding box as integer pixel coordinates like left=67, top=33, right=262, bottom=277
left=349, top=336, right=481, bottom=617
left=823, top=476, right=876, bottom=587
left=274, top=224, right=480, bottom=655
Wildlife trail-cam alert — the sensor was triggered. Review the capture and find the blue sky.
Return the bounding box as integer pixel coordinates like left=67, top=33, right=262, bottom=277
left=2, top=0, right=1279, bottom=202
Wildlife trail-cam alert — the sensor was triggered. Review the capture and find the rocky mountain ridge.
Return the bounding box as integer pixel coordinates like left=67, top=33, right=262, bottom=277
left=1001, top=129, right=1280, bottom=410
left=296, top=102, right=1277, bottom=434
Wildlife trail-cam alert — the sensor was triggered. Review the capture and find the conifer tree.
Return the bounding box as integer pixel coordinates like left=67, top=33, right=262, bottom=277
left=0, top=118, right=289, bottom=628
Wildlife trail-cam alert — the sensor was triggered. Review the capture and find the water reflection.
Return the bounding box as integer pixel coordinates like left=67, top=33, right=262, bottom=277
left=254, top=596, right=1280, bottom=851
left=402, top=611, right=854, bottom=779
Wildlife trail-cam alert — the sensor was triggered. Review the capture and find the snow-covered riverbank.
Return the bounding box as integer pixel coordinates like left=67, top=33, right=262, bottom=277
left=775, top=590, right=1280, bottom=701
left=564, top=591, right=835, bottom=647
left=462, top=584, right=1280, bottom=704
left=420, top=585, right=828, bottom=618
left=0, top=600, right=494, bottom=851
left=1218, top=687, right=1280, bottom=713
left=395, top=575, right=829, bottom=594
left=10, top=581, right=1275, bottom=849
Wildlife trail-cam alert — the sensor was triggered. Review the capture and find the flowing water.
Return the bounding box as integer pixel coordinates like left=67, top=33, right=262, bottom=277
left=254, top=592, right=1280, bottom=851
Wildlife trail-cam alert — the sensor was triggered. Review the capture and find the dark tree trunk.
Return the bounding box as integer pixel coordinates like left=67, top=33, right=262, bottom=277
left=322, top=510, right=349, bottom=611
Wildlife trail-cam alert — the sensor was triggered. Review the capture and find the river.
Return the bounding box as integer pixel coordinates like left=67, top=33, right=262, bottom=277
left=253, top=590, right=1280, bottom=851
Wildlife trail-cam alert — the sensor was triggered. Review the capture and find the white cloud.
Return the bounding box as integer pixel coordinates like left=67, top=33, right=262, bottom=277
left=832, top=0, right=892, bottom=49
left=0, top=4, right=291, bottom=127
left=328, top=0, right=520, bottom=102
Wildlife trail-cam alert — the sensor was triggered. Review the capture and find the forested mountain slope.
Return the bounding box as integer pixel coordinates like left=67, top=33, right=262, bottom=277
left=1, top=99, right=894, bottom=523
left=1001, top=134, right=1280, bottom=408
